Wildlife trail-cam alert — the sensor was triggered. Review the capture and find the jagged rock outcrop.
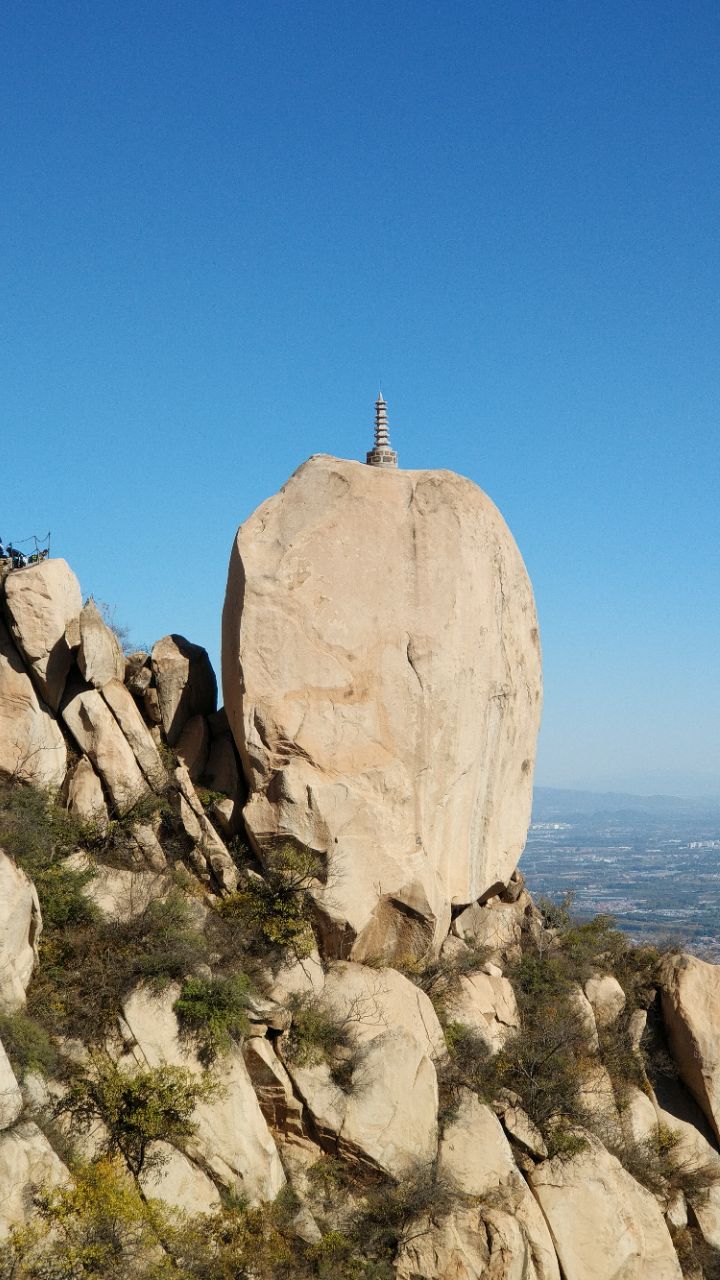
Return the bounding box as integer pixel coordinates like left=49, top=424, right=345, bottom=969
left=280, top=961, right=444, bottom=1177
left=584, top=974, right=626, bottom=1030
left=2, top=551, right=720, bottom=1279
left=3, top=559, right=82, bottom=711
left=62, top=683, right=150, bottom=814
left=661, top=954, right=720, bottom=1143
left=151, top=634, right=217, bottom=746
left=0, top=850, right=41, bottom=1011
left=0, top=1121, right=69, bottom=1238
left=64, top=755, right=109, bottom=829
left=0, top=1040, right=23, bottom=1129
left=100, top=677, right=166, bottom=790
left=139, top=1142, right=221, bottom=1214
left=120, top=985, right=286, bottom=1203
left=442, top=969, right=520, bottom=1050
left=223, top=455, right=542, bottom=961
left=76, top=598, right=126, bottom=689
left=528, top=1131, right=684, bottom=1279
left=433, top=1090, right=560, bottom=1280
left=0, top=618, right=67, bottom=788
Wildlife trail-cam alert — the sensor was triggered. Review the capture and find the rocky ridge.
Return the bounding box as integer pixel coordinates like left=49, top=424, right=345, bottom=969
left=0, top=514, right=717, bottom=1276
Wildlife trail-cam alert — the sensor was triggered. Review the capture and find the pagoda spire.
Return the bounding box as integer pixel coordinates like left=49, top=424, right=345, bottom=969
left=366, top=391, right=398, bottom=469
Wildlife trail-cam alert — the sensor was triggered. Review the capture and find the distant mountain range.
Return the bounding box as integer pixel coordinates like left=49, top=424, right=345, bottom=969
left=533, top=785, right=720, bottom=821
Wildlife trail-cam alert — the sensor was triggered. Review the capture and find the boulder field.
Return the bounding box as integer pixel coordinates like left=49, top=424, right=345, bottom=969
left=0, top=470, right=718, bottom=1278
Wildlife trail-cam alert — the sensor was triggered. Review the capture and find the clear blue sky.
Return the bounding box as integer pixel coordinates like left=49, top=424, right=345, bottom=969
left=2, top=1, right=718, bottom=796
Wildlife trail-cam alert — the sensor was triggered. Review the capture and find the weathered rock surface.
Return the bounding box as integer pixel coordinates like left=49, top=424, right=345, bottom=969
left=101, top=677, right=166, bottom=789
left=65, top=854, right=168, bottom=922
left=3, top=560, right=82, bottom=710
left=442, top=970, right=520, bottom=1051
left=0, top=851, right=41, bottom=1011
left=281, top=961, right=443, bottom=1177
left=577, top=1062, right=623, bottom=1148
left=64, top=755, right=108, bottom=829
left=0, top=1039, right=23, bottom=1129
left=125, top=653, right=153, bottom=696
left=653, top=1100, right=720, bottom=1249
left=76, top=598, right=125, bottom=689
left=204, top=726, right=241, bottom=798
left=223, top=455, right=542, bottom=960
left=451, top=897, right=525, bottom=957
left=0, top=1121, right=69, bottom=1238
left=175, top=713, right=210, bottom=782
left=395, top=1204, right=551, bottom=1280
left=0, top=618, right=67, bottom=788
left=243, top=1036, right=305, bottom=1137
left=661, top=953, right=720, bottom=1142
left=528, top=1130, right=683, bottom=1279
left=171, top=765, right=239, bottom=892
left=121, top=985, right=285, bottom=1204
left=139, top=1142, right=221, bottom=1214
left=152, top=635, right=217, bottom=747
left=62, top=684, right=149, bottom=814
left=584, top=973, right=626, bottom=1030
left=436, top=1090, right=559, bottom=1279
left=266, top=950, right=326, bottom=1005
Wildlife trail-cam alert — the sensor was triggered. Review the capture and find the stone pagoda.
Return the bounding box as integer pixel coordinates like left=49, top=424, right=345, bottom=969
left=366, top=392, right=398, bottom=469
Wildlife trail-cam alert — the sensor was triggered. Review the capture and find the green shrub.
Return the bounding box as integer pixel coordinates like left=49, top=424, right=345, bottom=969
left=670, top=1224, right=720, bottom=1280
left=27, top=891, right=208, bottom=1044
left=220, top=843, right=321, bottom=958
left=440, top=976, right=591, bottom=1147
left=195, top=787, right=226, bottom=811
left=621, top=1123, right=720, bottom=1202
left=438, top=1021, right=500, bottom=1118
left=2, top=1157, right=177, bottom=1280
left=0, top=1010, right=58, bottom=1079
left=129, top=893, right=208, bottom=984
left=0, top=779, right=97, bottom=930
left=284, top=992, right=357, bottom=1088
left=351, top=1164, right=453, bottom=1261
left=398, top=942, right=492, bottom=1016
left=597, top=1018, right=645, bottom=1103
left=174, top=973, right=252, bottom=1063
left=58, top=1060, right=215, bottom=1180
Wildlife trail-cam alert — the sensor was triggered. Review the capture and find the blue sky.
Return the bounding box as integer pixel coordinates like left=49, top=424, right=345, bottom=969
left=2, top=1, right=718, bottom=795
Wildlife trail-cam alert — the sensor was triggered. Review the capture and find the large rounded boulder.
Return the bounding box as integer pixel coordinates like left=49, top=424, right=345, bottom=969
left=222, top=455, right=541, bottom=960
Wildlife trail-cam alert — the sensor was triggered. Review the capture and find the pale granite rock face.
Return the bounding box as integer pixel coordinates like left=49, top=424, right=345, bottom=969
left=65, top=755, right=108, bottom=829
left=0, top=619, right=66, bottom=788
left=0, top=1039, right=23, bottom=1129
left=76, top=598, right=125, bottom=689
left=584, top=974, right=626, bottom=1030
left=3, top=559, right=82, bottom=710
left=62, top=684, right=149, bottom=815
left=434, top=1091, right=559, bottom=1280
left=280, top=961, right=443, bottom=1178
left=139, top=1143, right=221, bottom=1215
left=120, top=985, right=285, bottom=1205
left=661, top=953, right=720, bottom=1143
left=442, top=971, right=520, bottom=1051
left=0, top=1122, right=69, bottom=1238
left=528, top=1130, right=683, bottom=1280
left=151, top=635, right=217, bottom=747
left=0, top=850, right=42, bottom=1012
left=223, top=455, right=542, bottom=960
left=394, top=1203, right=548, bottom=1280
left=101, top=677, right=166, bottom=790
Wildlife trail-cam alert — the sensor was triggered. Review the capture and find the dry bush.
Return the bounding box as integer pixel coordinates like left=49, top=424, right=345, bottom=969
left=220, top=843, right=321, bottom=960
left=27, top=891, right=208, bottom=1044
